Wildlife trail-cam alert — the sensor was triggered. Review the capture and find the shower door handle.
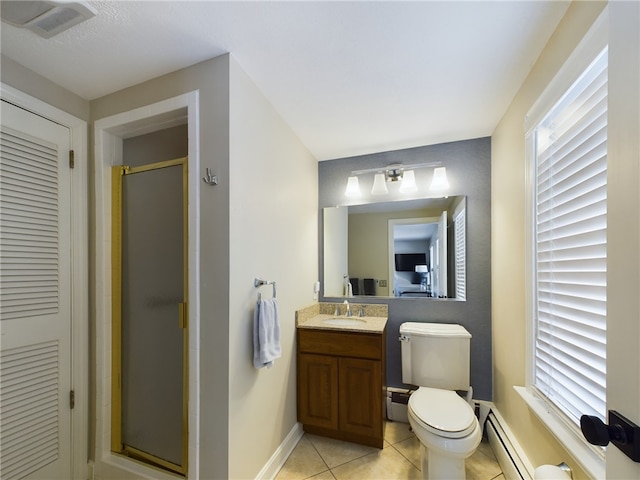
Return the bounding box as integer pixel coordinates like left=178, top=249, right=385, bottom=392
left=178, top=302, right=188, bottom=329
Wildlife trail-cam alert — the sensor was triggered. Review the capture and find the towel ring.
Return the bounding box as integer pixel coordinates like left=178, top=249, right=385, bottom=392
left=255, top=278, right=276, bottom=301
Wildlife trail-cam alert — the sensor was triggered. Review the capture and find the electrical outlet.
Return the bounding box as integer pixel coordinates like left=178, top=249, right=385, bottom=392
left=379, top=279, right=387, bottom=287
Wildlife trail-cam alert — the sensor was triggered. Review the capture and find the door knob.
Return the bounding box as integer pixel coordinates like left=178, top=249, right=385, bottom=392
left=580, top=411, right=640, bottom=462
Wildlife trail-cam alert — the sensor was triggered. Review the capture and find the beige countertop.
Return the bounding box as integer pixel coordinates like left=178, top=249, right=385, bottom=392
left=295, top=301, right=388, bottom=334
left=296, top=313, right=387, bottom=334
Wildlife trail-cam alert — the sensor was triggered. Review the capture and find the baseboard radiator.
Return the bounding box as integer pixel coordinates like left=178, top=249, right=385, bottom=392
left=486, top=411, right=533, bottom=480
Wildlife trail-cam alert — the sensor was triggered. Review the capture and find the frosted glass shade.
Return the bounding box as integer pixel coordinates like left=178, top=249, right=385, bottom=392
left=344, top=176, right=361, bottom=196
left=399, top=170, right=418, bottom=193
left=371, top=173, right=388, bottom=195
left=430, top=167, right=450, bottom=191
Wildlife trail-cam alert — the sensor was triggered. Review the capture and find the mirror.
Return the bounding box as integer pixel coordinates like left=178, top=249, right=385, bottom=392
left=323, top=196, right=466, bottom=300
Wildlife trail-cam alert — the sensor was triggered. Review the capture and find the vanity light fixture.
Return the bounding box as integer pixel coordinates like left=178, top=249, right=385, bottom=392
left=344, top=162, right=448, bottom=197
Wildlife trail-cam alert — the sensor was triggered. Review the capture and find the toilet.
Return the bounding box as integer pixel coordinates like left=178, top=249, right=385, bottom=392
left=399, top=322, right=481, bottom=480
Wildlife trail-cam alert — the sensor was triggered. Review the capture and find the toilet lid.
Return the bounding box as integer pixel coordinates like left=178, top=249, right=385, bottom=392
left=408, top=387, right=477, bottom=439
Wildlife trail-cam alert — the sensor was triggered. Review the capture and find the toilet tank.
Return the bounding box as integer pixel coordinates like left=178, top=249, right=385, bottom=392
left=400, top=322, right=471, bottom=390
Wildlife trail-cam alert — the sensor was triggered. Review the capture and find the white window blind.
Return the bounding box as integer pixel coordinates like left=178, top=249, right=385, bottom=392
left=533, top=47, right=607, bottom=426
left=453, top=203, right=466, bottom=300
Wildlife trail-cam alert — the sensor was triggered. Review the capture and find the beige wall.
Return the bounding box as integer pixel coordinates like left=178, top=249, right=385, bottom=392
left=1, top=54, right=90, bottom=121
left=491, top=2, right=606, bottom=478
left=348, top=211, right=392, bottom=295
left=227, top=57, right=318, bottom=479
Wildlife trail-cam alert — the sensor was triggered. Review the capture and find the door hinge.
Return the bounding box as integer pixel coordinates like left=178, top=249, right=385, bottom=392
left=70, top=389, right=75, bottom=409
left=69, top=149, right=75, bottom=169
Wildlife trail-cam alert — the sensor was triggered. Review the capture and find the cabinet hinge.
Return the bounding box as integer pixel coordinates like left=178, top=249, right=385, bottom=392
left=69, top=149, right=75, bottom=169
left=70, top=390, right=75, bottom=409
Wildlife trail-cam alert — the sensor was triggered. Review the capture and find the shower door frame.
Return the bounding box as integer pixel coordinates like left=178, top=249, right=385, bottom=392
left=110, top=157, right=189, bottom=475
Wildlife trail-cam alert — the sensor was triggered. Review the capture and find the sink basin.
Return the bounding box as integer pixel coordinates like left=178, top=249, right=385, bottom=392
left=323, top=317, right=366, bottom=327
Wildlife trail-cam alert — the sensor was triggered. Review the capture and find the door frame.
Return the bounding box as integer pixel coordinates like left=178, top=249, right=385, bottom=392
left=0, top=83, right=89, bottom=480
left=93, top=92, right=200, bottom=479
left=387, top=216, right=437, bottom=297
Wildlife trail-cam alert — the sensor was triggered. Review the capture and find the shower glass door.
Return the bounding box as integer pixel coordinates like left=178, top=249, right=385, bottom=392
left=111, top=158, right=188, bottom=475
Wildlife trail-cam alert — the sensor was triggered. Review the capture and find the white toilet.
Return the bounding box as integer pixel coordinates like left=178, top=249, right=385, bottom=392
left=399, top=322, right=481, bottom=480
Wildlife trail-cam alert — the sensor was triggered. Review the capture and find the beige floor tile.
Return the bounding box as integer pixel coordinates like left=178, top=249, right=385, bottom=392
left=307, top=434, right=378, bottom=469
left=275, top=435, right=328, bottom=480
left=384, top=420, right=414, bottom=445
left=475, top=437, right=497, bottom=461
left=308, top=470, right=337, bottom=480
left=331, top=446, right=422, bottom=480
left=392, top=435, right=422, bottom=470
left=279, top=424, right=502, bottom=480
left=465, top=439, right=502, bottom=480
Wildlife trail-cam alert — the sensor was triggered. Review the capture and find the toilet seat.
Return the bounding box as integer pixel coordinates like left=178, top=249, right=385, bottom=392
left=408, top=387, right=477, bottom=439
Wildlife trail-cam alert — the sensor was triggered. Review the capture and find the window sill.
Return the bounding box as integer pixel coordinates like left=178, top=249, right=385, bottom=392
left=514, top=386, right=605, bottom=479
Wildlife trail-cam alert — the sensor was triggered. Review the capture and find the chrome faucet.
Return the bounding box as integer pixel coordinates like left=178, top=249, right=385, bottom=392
left=343, top=299, right=352, bottom=317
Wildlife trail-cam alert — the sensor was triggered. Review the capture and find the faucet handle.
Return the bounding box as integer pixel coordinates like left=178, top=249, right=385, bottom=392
left=334, top=305, right=340, bottom=316
left=358, top=306, right=365, bottom=317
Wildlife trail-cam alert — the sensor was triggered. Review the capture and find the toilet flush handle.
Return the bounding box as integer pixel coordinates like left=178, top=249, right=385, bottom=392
left=399, top=334, right=410, bottom=342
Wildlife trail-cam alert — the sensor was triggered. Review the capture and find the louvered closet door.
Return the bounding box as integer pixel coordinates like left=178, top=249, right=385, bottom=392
left=0, top=101, right=73, bottom=480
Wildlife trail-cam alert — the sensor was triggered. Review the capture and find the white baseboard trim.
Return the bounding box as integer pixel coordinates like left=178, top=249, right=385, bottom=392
left=255, top=422, right=304, bottom=480
left=485, top=405, right=535, bottom=480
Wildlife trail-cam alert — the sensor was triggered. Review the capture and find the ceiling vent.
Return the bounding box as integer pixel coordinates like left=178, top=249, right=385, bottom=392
left=1, top=1, right=96, bottom=39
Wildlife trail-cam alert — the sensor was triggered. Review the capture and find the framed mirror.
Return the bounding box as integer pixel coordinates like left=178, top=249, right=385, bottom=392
left=323, top=196, right=466, bottom=300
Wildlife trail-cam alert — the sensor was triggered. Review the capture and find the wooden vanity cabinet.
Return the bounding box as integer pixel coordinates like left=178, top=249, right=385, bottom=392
left=297, top=327, right=386, bottom=448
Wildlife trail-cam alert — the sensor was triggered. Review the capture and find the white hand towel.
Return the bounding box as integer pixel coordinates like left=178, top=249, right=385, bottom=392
left=253, top=298, right=281, bottom=369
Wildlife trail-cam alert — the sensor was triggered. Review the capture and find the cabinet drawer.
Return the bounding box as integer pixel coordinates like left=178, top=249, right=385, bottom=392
left=298, top=328, right=383, bottom=359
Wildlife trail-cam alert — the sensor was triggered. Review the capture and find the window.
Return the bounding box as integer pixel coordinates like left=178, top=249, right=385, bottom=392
left=453, top=199, right=466, bottom=300
left=520, top=11, right=608, bottom=477
left=531, top=46, right=608, bottom=428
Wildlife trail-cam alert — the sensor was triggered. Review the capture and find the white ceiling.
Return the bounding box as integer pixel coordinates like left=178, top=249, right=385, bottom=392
left=0, top=1, right=570, bottom=160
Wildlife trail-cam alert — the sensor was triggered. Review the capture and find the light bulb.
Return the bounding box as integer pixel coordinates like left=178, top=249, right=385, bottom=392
left=371, top=173, right=388, bottom=195
left=344, top=176, right=361, bottom=197
left=430, top=167, right=449, bottom=191
left=399, top=170, right=417, bottom=193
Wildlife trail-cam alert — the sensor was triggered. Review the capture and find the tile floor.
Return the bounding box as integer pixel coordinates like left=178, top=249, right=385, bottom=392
left=275, top=421, right=503, bottom=480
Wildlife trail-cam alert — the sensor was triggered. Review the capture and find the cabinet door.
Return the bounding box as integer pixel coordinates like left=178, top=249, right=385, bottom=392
left=298, top=353, right=338, bottom=429
left=338, top=358, right=382, bottom=438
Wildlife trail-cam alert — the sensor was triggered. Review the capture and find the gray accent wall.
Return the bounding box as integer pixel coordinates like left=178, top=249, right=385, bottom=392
left=319, top=137, right=492, bottom=401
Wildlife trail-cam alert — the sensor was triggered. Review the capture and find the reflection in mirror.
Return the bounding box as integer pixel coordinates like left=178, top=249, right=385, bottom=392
left=323, top=196, right=466, bottom=300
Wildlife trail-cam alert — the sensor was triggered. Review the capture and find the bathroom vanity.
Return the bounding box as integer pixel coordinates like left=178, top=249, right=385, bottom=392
left=295, top=304, right=387, bottom=448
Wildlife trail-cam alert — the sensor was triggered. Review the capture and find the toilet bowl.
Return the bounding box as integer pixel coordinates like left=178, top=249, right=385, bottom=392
left=408, top=387, right=482, bottom=479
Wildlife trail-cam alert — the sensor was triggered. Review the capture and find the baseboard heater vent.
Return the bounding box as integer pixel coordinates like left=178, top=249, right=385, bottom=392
left=486, top=412, right=531, bottom=480
left=386, top=388, right=411, bottom=423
